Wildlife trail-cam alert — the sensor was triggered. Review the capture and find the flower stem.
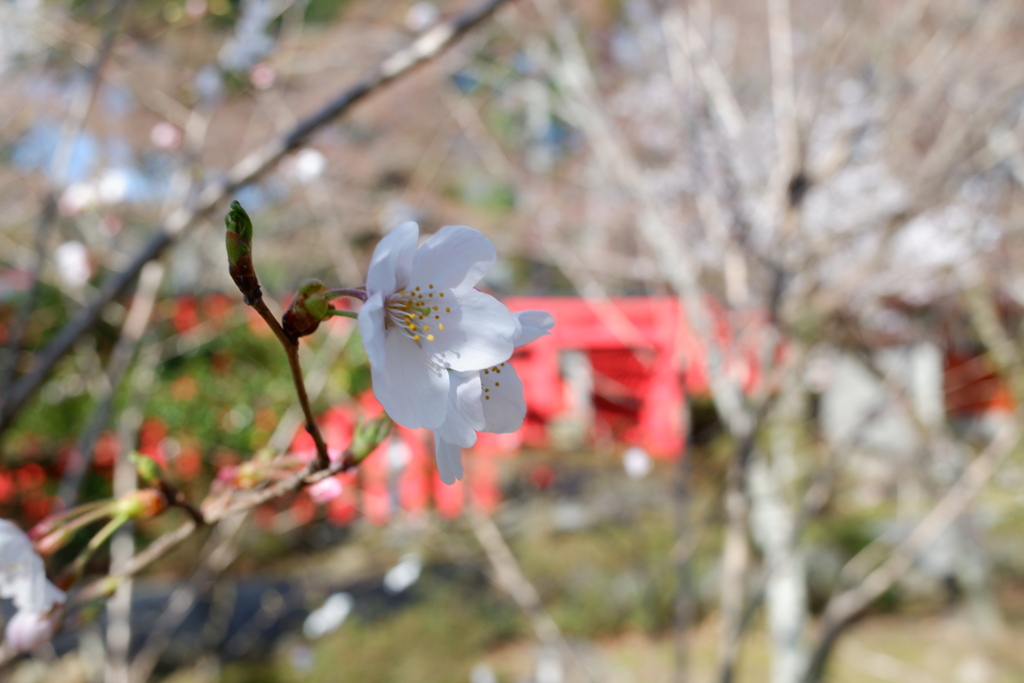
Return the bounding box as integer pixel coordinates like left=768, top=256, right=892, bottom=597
left=324, top=287, right=367, bottom=302
left=65, top=514, right=129, bottom=582
left=250, top=297, right=331, bottom=470
left=326, top=310, right=359, bottom=320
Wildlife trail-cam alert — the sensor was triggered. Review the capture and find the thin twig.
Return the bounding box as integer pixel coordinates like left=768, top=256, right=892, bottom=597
left=72, top=447, right=364, bottom=604
left=248, top=297, right=331, bottom=470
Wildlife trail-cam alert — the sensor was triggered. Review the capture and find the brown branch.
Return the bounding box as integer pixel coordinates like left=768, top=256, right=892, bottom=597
left=0, top=0, right=515, bottom=433
left=72, top=447, right=364, bottom=604
left=248, top=297, right=331, bottom=469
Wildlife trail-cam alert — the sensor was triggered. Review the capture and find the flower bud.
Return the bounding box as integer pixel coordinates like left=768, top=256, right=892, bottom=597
left=130, top=451, right=163, bottom=486
left=28, top=516, right=61, bottom=543
left=282, top=279, right=333, bottom=341
left=225, top=199, right=253, bottom=243
left=225, top=200, right=261, bottom=303
left=96, top=575, right=122, bottom=598
left=308, top=476, right=344, bottom=504
left=351, top=416, right=393, bottom=462
left=34, top=528, right=73, bottom=557
left=116, top=489, right=168, bottom=521
left=4, top=608, right=63, bottom=653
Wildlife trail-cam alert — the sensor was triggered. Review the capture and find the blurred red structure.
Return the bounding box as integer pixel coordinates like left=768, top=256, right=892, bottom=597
left=944, top=352, right=1015, bottom=415
left=492, top=296, right=766, bottom=457
left=302, top=296, right=769, bottom=524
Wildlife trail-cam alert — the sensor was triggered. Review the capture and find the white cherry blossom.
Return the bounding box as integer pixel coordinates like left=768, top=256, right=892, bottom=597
left=0, top=520, right=64, bottom=614
left=433, top=310, right=554, bottom=484
left=1, top=519, right=65, bottom=652
left=358, top=222, right=517, bottom=430
left=5, top=608, right=62, bottom=653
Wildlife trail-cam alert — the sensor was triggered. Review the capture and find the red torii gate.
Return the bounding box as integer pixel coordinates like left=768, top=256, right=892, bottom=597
left=484, top=296, right=765, bottom=457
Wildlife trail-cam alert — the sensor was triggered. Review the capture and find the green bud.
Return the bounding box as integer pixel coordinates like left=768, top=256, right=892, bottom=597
left=225, top=200, right=253, bottom=242
left=225, top=200, right=261, bottom=302
left=130, top=451, right=162, bottom=485
left=115, top=489, right=168, bottom=520
left=282, top=279, right=333, bottom=341
left=351, top=415, right=393, bottom=462
left=226, top=230, right=251, bottom=262
left=97, top=576, right=123, bottom=598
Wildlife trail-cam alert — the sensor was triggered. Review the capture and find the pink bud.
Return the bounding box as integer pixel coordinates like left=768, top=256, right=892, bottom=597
left=308, top=476, right=344, bottom=504
left=5, top=608, right=62, bottom=653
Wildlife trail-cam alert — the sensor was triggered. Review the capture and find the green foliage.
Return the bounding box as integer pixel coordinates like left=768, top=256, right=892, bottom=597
left=142, top=324, right=290, bottom=456
left=223, top=578, right=521, bottom=683
left=513, top=508, right=679, bottom=637
left=302, top=0, right=353, bottom=25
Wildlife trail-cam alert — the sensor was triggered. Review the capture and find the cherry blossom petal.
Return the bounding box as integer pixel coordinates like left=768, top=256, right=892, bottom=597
left=308, top=476, right=344, bottom=504
left=411, top=225, right=496, bottom=294
left=513, top=310, right=555, bottom=346
left=433, top=433, right=465, bottom=485
left=372, top=332, right=449, bottom=429
left=5, top=609, right=61, bottom=653
left=357, top=291, right=387, bottom=368
left=429, top=289, right=516, bottom=372
left=366, top=222, right=418, bottom=294
left=435, top=371, right=485, bottom=448
left=0, top=520, right=65, bottom=615
left=480, top=361, right=526, bottom=433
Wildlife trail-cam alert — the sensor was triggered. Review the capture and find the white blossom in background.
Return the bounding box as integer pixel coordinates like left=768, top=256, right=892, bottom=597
left=1, top=519, right=65, bottom=653
left=150, top=122, right=183, bottom=150
left=382, top=553, right=422, bottom=594
left=249, top=62, right=276, bottom=90
left=288, top=148, right=326, bottom=184
left=54, top=241, right=92, bottom=287
left=58, top=183, right=97, bottom=216
left=358, top=222, right=517, bottom=431
left=302, top=592, right=353, bottom=640
left=97, top=167, right=130, bottom=204
left=404, top=2, right=439, bottom=32
left=307, top=476, right=343, bottom=504
left=622, top=445, right=653, bottom=479
left=433, top=310, right=554, bottom=484
left=4, top=609, right=61, bottom=653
